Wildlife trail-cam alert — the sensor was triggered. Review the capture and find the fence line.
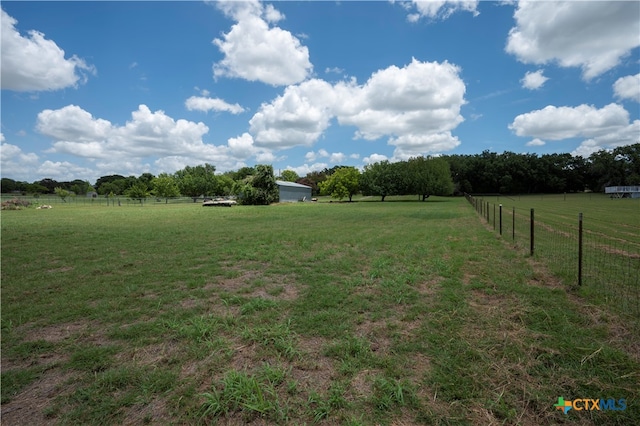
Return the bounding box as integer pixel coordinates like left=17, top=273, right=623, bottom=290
left=1, top=195, right=204, bottom=207
left=465, top=194, right=640, bottom=319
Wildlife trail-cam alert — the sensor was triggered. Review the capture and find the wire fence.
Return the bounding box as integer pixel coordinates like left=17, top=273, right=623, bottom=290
left=465, top=194, right=640, bottom=320
left=0, top=194, right=206, bottom=207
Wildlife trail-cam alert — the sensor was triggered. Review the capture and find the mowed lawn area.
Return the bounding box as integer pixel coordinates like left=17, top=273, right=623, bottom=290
left=1, top=197, right=638, bottom=425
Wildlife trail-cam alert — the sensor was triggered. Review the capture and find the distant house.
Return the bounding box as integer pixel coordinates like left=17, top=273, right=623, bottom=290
left=276, top=180, right=312, bottom=203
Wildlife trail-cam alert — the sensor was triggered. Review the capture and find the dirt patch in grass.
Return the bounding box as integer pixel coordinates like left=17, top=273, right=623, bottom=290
left=21, top=321, right=100, bottom=344
left=205, top=298, right=241, bottom=317
left=179, top=298, right=200, bottom=310
left=246, top=283, right=299, bottom=302
left=1, top=368, right=76, bottom=426
left=46, top=266, right=74, bottom=273
left=120, top=397, right=171, bottom=426
left=227, top=341, right=262, bottom=372
left=117, top=340, right=184, bottom=367
left=354, top=319, right=392, bottom=355
left=294, top=336, right=336, bottom=394
left=206, top=268, right=299, bottom=302
left=462, top=272, right=478, bottom=286
left=409, top=352, right=431, bottom=378
left=141, top=291, right=159, bottom=300
left=349, top=369, right=378, bottom=398
left=524, top=258, right=566, bottom=291
left=209, top=270, right=263, bottom=292
left=416, top=277, right=443, bottom=296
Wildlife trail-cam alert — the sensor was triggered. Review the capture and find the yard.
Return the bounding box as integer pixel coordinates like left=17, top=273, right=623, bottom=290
left=1, top=197, right=638, bottom=425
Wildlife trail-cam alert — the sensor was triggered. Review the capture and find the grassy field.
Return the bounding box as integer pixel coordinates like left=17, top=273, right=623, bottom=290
left=474, top=193, right=640, bottom=245
left=1, top=197, right=638, bottom=425
left=468, top=193, right=640, bottom=318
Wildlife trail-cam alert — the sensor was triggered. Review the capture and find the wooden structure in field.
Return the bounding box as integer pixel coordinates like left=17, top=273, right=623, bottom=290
left=605, top=186, right=640, bottom=198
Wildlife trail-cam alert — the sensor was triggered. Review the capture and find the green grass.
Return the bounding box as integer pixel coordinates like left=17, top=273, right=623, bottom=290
left=471, top=193, right=640, bottom=318
left=1, top=197, right=638, bottom=424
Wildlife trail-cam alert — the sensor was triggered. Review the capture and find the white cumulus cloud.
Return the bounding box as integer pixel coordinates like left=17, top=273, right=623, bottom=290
left=329, top=152, right=346, bottom=163
left=0, top=142, right=40, bottom=181
left=506, top=1, right=640, bottom=80
left=1, top=8, right=95, bottom=91
left=249, top=58, right=466, bottom=158
left=213, top=0, right=312, bottom=86
left=572, top=120, right=640, bottom=158
left=37, top=105, right=112, bottom=146
left=509, top=103, right=629, bottom=140
left=36, top=104, right=220, bottom=162
left=389, top=132, right=461, bottom=161
left=525, top=138, right=545, bottom=147
left=249, top=79, right=336, bottom=148
left=363, top=153, right=389, bottom=164
left=287, top=162, right=329, bottom=177
left=185, top=96, right=245, bottom=114
left=521, top=70, right=548, bottom=90
left=509, top=103, right=639, bottom=156
left=402, top=0, right=479, bottom=22
left=336, top=59, right=465, bottom=142
left=36, top=160, right=97, bottom=182
left=613, top=74, right=640, bottom=103
left=34, top=103, right=280, bottom=177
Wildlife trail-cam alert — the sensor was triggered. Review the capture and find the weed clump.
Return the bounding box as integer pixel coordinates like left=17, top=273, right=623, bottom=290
left=1, top=198, right=31, bottom=210
left=200, top=365, right=287, bottom=422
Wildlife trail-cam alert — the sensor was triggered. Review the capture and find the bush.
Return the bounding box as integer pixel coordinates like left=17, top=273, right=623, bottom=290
left=1, top=198, right=31, bottom=210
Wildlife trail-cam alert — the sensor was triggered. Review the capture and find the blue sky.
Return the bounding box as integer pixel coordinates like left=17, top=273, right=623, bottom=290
left=1, top=0, right=639, bottom=183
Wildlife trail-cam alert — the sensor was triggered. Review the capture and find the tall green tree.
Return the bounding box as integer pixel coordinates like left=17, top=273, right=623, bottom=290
left=69, top=180, right=93, bottom=196
left=236, top=164, right=279, bottom=205
left=152, top=174, right=180, bottom=203
left=1, top=178, right=18, bottom=193
left=319, top=167, right=360, bottom=202
left=138, top=173, right=155, bottom=191
left=125, top=183, right=150, bottom=204
left=360, top=161, right=401, bottom=201
left=175, top=163, right=218, bottom=201
left=217, top=174, right=235, bottom=196
left=407, top=156, right=454, bottom=200
left=279, top=169, right=299, bottom=182
left=26, top=183, right=49, bottom=196
left=300, top=170, right=328, bottom=196
left=95, top=175, right=126, bottom=193
left=54, top=186, right=71, bottom=202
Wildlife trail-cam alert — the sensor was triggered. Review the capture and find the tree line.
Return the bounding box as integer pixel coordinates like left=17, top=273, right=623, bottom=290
left=443, top=144, right=639, bottom=194
left=1, top=144, right=638, bottom=203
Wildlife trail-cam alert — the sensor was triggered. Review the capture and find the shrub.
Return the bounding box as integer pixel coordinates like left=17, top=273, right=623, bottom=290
left=1, top=198, right=31, bottom=210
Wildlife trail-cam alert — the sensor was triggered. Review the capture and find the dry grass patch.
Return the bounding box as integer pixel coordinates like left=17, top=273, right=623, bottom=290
left=1, top=369, right=76, bottom=426
left=120, top=398, right=171, bottom=426
left=116, top=340, right=184, bottom=367
left=21, top=321, right=96, bottom=344
left=293, top=336, right=337, bottom=394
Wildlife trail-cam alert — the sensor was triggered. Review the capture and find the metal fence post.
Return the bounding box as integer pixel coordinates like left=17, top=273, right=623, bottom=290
left=499, top=204, right=503, bottom=235
left=530, top=208, right=535, bottom=256
left=512, top=207, right=515, bottom=241
left=578, top=213, right=583, bottom=286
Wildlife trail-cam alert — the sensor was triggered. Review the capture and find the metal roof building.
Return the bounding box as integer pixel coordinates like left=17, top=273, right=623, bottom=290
left=276, top=180, right=312, bottom=203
